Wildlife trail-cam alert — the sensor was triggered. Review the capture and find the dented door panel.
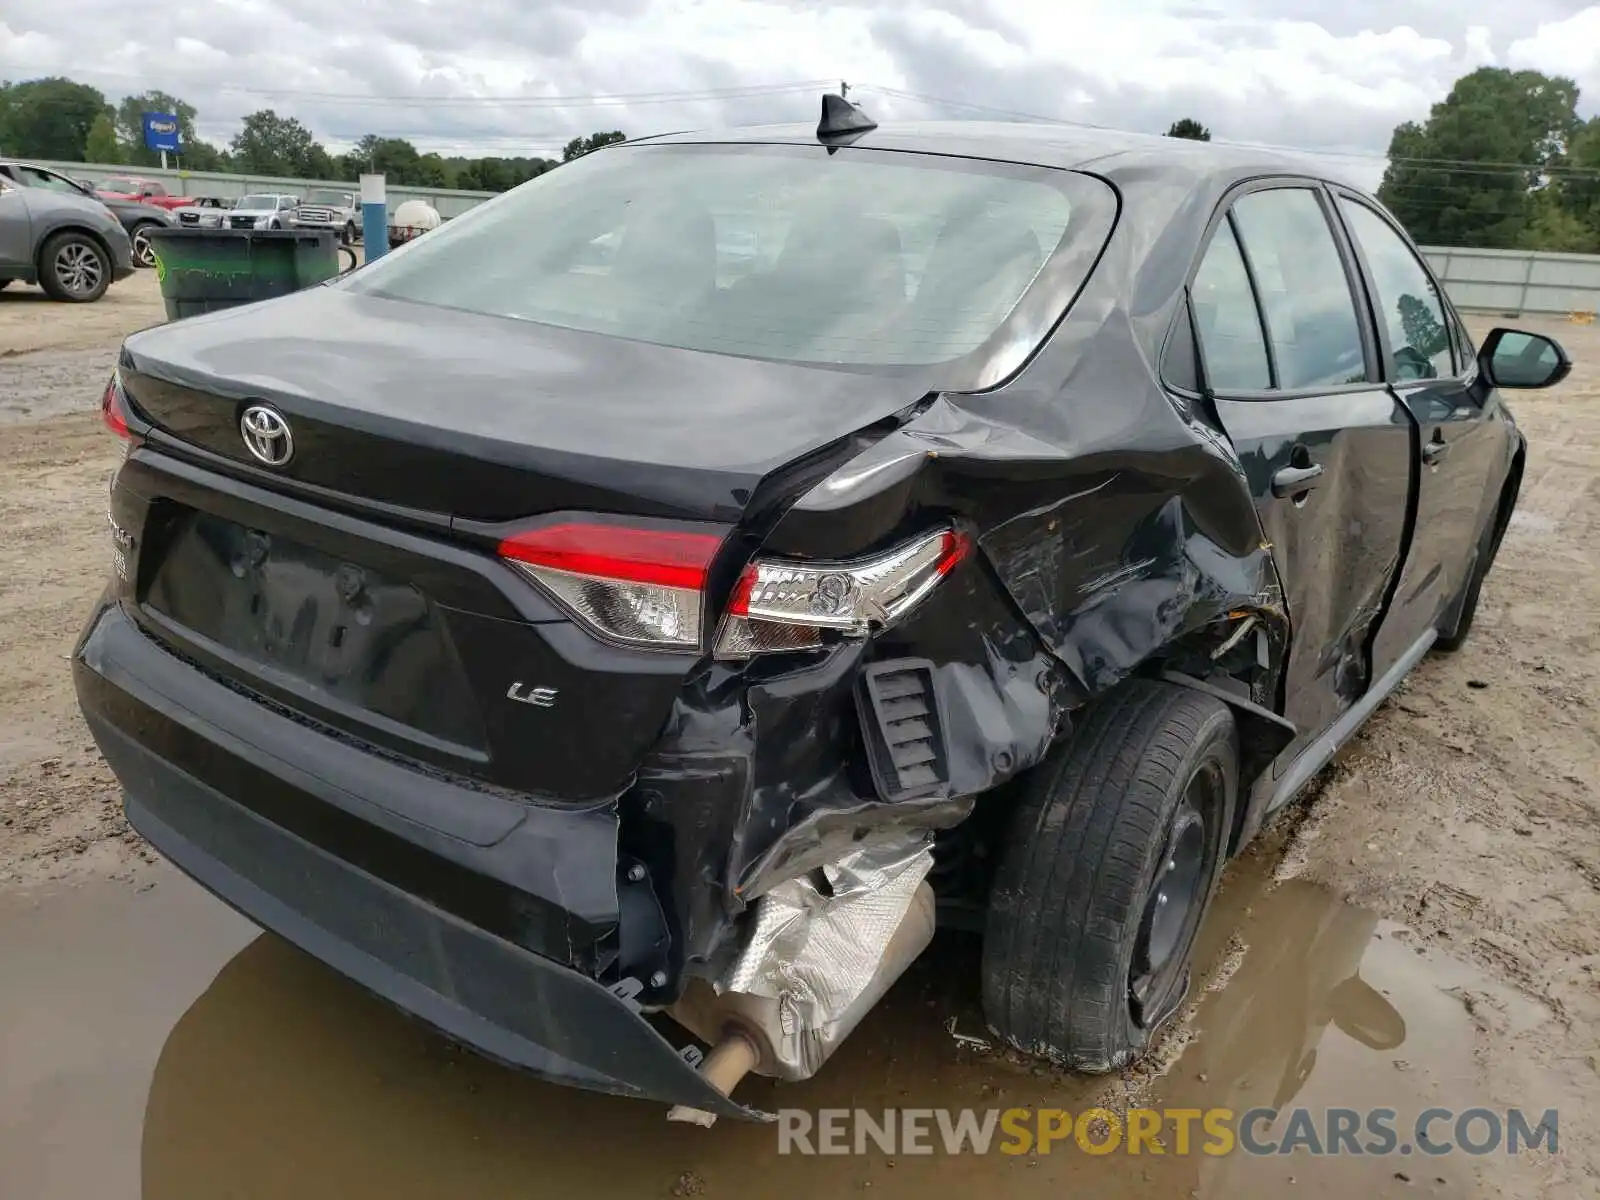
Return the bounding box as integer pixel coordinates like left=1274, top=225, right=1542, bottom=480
left=1211, top=389, right=1414, bottom=755
left=627, top=279, right=1298, bottom=984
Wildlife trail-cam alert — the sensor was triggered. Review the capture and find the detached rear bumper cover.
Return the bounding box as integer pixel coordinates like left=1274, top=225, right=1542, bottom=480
left=74, top=601, right=763, bottom=1121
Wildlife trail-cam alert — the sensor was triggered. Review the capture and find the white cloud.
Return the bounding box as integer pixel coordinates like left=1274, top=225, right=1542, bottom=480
left=2, top=0, right=1597, bottom=175
left=1508, top=8, right=1600, bottom=94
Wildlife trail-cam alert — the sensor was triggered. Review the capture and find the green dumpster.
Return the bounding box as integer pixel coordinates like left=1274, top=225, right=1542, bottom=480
left=144, top=228, right=355, bottom=321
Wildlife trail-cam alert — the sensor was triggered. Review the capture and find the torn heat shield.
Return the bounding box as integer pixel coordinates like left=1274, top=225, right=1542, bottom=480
left=713, top=834, right=936, bottom=1080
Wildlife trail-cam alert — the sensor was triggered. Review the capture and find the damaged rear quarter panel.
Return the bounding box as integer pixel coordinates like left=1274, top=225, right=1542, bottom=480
left=626, top=174, right=1288, bottom=987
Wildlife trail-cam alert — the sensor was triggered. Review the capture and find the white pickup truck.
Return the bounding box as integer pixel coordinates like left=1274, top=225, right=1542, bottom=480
left=288, top=188, right=362, bottom=244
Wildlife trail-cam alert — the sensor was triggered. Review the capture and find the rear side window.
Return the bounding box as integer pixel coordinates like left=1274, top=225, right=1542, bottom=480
left=1191, top=219, right=1271, bottom=391
left=346, top=143, right=1117, bottom=385
left=19, top=166, right=80, bottom=195
left=1230, top=189, right=1367, bottom=388
left=1338, top=200, right=1454, bottom=381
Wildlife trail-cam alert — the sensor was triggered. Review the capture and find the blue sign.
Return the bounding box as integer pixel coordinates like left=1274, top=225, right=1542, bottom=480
left=142, top=112, right=181, bottom=153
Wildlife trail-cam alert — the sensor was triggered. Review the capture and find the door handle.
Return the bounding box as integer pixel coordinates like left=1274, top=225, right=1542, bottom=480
left=1422, top=435, right=1449, bottom=465
left=1271, top=462, right=1324, bottom=498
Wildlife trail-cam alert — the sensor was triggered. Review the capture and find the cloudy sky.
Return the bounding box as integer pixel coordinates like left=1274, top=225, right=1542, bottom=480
left=4, top=0, right=1600, bottom=183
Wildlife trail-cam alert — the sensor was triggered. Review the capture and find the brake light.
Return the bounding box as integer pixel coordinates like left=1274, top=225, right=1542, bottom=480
left=499, top=522, right=726, bottom=651
left=716, top=528, right=970, bottom=660
left=101, top=370, right=131, bottom=439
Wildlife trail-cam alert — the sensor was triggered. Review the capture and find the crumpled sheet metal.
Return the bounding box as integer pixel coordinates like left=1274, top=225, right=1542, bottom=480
left=718, top=832, right=935, bottom=1080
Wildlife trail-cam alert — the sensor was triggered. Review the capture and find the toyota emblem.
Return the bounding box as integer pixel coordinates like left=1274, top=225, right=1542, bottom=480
left=240, top=405, right=294, bottom=467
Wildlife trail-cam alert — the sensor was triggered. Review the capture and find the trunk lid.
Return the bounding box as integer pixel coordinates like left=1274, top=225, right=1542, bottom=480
left=120, top=286, right=929, bottom=524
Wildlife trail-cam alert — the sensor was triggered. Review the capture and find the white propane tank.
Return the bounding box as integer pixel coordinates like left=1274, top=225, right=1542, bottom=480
left=388, top=200, right=442, bottom=246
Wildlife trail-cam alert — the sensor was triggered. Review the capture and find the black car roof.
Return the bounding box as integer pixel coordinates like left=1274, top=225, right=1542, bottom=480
left=634, top=119, right=1331, bottom=189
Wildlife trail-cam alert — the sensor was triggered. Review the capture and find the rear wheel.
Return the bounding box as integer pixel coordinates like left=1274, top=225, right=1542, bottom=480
left=1435, top=557, right=1487, bottom=653
left=39, top=232, right=110, bottom=302
left=130, top=222, right=159, bottom=268
left=1437, top=478, right=1516, bottom=653
left=342, top=222, right=356, bottom=245
left=982, top=679, right=1237, bottom=1072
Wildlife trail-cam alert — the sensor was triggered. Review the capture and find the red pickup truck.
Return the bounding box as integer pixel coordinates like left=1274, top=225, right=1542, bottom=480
left=91, top=176, right=194, bottom=211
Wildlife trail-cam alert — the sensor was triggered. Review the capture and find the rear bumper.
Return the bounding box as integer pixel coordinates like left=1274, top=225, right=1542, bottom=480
left=73, top=599, right=760, bottom=1120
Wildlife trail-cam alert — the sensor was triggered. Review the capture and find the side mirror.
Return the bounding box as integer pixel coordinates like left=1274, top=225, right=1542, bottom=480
left=1480, top=327, right=1572, bottom=390
left=1327, top=974, right=1407, bottom=1051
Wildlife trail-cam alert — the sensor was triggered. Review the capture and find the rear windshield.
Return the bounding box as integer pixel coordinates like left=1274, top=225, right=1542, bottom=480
left=345, top=142, right=1115, bottom=384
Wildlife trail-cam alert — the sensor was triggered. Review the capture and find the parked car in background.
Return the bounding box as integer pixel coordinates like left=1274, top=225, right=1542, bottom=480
left=223, top=193, right=301, bottom=230
left=92, top=176, right=193, bottom=212
left=0, top=162, right=176, bottom=269
left=173, top=198, right=230, bottom=229
left=290, top=188, right=362, bottom=244
left=0, top=173, right=134, bottom=300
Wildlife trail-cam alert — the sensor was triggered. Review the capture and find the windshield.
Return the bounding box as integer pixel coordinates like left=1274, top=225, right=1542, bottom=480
left=236, top=194, right=280, bottom=209
left=346, top=143, right=1115, bottom=381
left=304, top=190, right=348, bottom=205
left=98, top=177, right=141, bottom=193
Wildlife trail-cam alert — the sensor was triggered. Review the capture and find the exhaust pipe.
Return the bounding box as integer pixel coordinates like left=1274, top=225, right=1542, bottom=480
left=667, top=848, right=936, bottom=1124
left=665, top=1030, right=762, bottom=1127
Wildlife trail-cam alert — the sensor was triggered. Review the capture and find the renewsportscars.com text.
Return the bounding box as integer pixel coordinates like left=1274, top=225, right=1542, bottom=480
left=776, top=1106, right=1559, bottom=1158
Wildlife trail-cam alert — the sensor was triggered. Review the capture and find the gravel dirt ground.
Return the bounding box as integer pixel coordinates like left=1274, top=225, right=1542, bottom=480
left=0, top=270, right=1595, bottom=1198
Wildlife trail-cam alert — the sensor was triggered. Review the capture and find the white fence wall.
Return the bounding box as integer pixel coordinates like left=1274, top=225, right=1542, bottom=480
left=1421, top=246, right=1600, bottom=318
left=34, top=159, right=497, bottom=220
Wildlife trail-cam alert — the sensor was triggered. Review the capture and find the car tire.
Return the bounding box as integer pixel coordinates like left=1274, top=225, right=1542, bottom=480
left=342, top=222, right=356, bottom=245
left=981, top=678, right=1237, bottom=1072
left=38, top=232, right=111, bottom=303
left=0, top=279, right=9, bottom=291
left=1437, top=472, right=1519, bottom=654
left=1434, top=557, right=1486, bottom=654
left=130, top=222, right=160, bottom=269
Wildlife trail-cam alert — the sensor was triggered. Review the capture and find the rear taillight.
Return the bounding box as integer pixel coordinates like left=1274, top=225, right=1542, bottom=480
left=498, top=522, right=725, bottom=652
left=101, top=370, right=131, bottom=439
left=715, top=528, right=970, bottom=660
left=498, top=520, right=969, bottom=657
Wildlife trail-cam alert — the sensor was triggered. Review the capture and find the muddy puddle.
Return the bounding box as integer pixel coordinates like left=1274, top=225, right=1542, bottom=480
left=0, top=852, right=1553, bottom=1199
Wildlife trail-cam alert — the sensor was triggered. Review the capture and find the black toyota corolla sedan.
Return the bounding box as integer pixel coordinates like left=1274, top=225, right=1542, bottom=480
left=74, top=97, right=1569, bottom=1121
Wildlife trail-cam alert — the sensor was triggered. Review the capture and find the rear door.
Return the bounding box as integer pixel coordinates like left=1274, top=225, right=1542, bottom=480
left=1332, top=193, right=1509, bottom=672
left=0, top=180, right=30, bottom=269
left=1187, top=182, right=1415, bottom=754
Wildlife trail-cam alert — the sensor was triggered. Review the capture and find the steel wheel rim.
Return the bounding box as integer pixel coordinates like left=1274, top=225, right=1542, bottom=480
left=56, top=242, right=103, bottom=296
left=132, top=228, right=155, bottom=267
left=1129, top=760, right=1221, bottom=1028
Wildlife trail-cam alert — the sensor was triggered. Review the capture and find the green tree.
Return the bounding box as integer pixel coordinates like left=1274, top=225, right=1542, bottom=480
left=1165, top=118, right=1211, bottom=141
left=337, top=135, right=423, bottom=183
left=85, top=112, right=121, bottom=163
left=182, top=139, right=229, bottom=172
left=562, top=130, right=626, bottom=161
left=1377, top=68, right=1582, bottom=248
left=229, top=109, right=328, bottom=177
left=413, top=152, right=449, bottom=187
left=114, top=91, right=198, bottom=166
left=0, top=77, right=109, bottom=160
left=1521, top=186, right=1600, bottom=253
left=1558, top=115, right=1600, bottom=237
left=1397, top=293, right=1449, bottom=360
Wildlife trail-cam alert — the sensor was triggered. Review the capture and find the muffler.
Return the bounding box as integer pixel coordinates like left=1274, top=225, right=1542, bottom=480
left=667, top=836, right=936, bottom=1124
